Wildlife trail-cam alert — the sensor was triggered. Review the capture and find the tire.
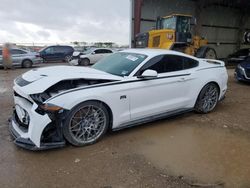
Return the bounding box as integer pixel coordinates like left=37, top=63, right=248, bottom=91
left=63, top=101, right=109, bottom=146
left=22, top=60, right=33, bottom=68
left=244, top=31, right=250, bottom=44
left=196, top=47, right=217, bottom=59
left=79, top=58, right=90, bottom=66
left=194, top=83, right=219, bottom=114
left=64, top=55, right=71, bottom=63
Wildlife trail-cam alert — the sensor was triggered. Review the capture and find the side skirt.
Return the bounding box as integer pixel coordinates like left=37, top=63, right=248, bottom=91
left=112, top=108, right=193, bottom=131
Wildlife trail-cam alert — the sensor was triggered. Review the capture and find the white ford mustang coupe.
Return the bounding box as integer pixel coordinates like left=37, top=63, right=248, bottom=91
left=10, top=49, right=228, bottom=150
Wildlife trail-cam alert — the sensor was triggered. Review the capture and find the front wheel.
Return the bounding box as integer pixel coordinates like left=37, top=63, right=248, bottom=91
left=63, top=101, right=109, bottom=146
left=79, top=58, right=90, bottom=66
left=194, top=83, right=219, bottom=113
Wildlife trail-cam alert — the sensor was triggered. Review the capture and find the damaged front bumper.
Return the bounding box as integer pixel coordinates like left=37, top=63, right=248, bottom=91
left=9, top=116, right=65, bottom=150
left=9, top=95, right=66, bottom=151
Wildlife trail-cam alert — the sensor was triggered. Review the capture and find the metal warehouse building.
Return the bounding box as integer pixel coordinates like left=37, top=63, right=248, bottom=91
left=130, top=0, right=250, bottom=58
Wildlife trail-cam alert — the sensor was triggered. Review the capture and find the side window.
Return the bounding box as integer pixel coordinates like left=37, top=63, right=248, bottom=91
left=61, top=46, right=71, bottom=53
left=183, top=57, right=198, bottom=69
left=102, top=49, right=113, bottom=53
left=54, top=46, right=62, bottom=53
left=11, top=49, right=26, bottom=55
left=44, top=47, right=53, bottom=54
left=94, top=49, right=103, bottom=54
left=137, top=55, right=184, bottom=75
left=163, top=55, right=183, bottom=72
left=65, top=47, right=72, bottom=52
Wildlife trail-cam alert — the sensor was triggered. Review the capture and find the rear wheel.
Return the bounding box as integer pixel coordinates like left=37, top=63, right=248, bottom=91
left=63, top=101, right=109, bottom=146
left=79, top=58, right=90, bottom=66
left=194, top=83, right=219, bottom=113
left=64, top=55, right=71, bottom=63
left=22, top=60, right=33, bottom=68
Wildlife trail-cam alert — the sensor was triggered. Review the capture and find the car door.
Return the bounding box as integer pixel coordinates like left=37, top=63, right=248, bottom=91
left=42, top=47, right=56, bottom=61
left=53, top=46, right=65, bottom=61
left=11, top=49, right=27, bottom=65
left=128, top=55, right=197, bottom=121
left=92, top=49, right=105, bottom=63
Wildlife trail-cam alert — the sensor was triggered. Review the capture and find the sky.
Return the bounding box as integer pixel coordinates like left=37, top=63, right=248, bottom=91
left=0, top=0, right=130, bottom=45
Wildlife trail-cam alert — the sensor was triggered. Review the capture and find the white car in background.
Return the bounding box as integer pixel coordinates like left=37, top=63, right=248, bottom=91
left=10, top=49, right=228, bottom=150
left=70, top=48, right=114, bottom=66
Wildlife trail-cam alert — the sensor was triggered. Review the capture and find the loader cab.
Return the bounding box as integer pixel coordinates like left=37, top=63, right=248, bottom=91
left=156, top=15, right=193, bottom=43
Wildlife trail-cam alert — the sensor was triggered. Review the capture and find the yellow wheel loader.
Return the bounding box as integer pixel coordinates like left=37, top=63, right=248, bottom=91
left=135, top=14, right=217, bottom=59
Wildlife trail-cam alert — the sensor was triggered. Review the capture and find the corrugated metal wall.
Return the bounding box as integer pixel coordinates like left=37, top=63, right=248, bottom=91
left=131, top=0, right=250, bottom=58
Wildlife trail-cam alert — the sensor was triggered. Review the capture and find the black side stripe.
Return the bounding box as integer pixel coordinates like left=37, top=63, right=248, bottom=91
left=47, top=73, right=191, bottom=101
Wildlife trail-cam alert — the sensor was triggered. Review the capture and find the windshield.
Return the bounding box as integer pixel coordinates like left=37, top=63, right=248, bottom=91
left=83, top=48, right=94, bottom=54
left=177, top=16, right=191, bottom=33
left=161, top=16, right=177, bottom=30
left=39, top=46, right=47, bottom=52
left=92, top=52, right=147, bottom=77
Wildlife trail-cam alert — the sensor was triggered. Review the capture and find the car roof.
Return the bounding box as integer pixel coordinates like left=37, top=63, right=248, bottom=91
left=121, top=48, right=199, bottom=60
left=48, top=45, right=73, bottom=48
left=0, top=48, right=27, bottom=51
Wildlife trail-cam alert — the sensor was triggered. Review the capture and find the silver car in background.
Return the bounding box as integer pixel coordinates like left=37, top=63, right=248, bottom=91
left=0, top=48, right=42, bottom=68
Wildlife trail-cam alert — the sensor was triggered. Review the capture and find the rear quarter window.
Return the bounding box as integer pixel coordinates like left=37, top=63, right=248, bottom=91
left=183, top=57, right=199, bottom=69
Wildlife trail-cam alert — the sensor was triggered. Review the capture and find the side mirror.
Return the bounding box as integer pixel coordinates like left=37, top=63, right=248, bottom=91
left=138, top=69, right=158, bottom=79
left=91, top=52, right=95, bottom=55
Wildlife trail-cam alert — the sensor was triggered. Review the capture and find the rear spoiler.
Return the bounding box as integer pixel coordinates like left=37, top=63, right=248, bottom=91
left=199, top=59, right=225, bottom=66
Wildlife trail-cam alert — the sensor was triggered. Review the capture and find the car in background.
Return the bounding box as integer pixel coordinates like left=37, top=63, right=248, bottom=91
left=39, top=45, right=74, bottom=63
left=0, top=48, right=42, bottom=68
left=227, top=48, right=250, bottom=65
left=69, top=48, right=114, bottom=66
left=235, top=56, right=250, bottom=82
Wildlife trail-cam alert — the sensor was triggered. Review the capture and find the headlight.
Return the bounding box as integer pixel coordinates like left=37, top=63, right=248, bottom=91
left=237, top=64, right=245, bottom=74
left=40, top=103, right=63, bottom=112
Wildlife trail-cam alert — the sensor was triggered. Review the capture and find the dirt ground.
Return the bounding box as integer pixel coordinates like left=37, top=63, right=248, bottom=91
left=0, top=63, right=250, bottom=188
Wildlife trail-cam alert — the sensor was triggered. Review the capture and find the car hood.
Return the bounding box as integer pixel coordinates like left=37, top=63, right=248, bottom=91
left=16, top=66, right=122, bottom=94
